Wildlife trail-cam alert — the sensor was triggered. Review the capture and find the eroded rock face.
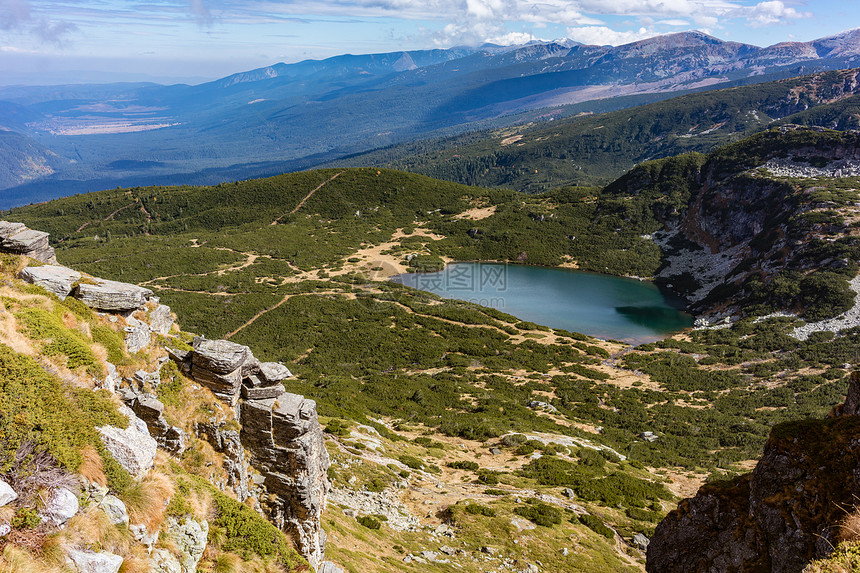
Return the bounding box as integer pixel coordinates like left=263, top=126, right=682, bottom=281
left=241, top=393, right=330, bottom=569
left=196, top=421, right=249, bottom=501
left=74, top=278, right=153, bottom=312
left=0, top=221, right=57, bottom=264
left=188, top=337, right=253, bottom=403
left=19, top=265, right=80, bottom=299
left=129, top=393, right=186, bottom=454
left=149, top=304, right=174, bottom=335
left=647, top=384, right=860, bottom=573
left=98, top=405, right=157, bottom=478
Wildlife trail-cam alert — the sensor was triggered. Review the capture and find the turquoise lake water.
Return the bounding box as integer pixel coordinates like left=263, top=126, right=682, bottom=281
left=391, top=263, right=692, bottom=343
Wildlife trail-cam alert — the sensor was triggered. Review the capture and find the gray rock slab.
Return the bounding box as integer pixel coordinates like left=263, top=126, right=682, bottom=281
left=98, top=405, right=157, bottom=478
left=192, top=337, right=251, bottom=374
left=19, top=265, right=80, bottom=299
left=74, top=278, right=153, bottom=311
left=67, top=548, right=123, bottom=573
left=242, top=382, right=286, bottom=400
left=148, top=304, right=174, bottom=335
left=167, top=517, right=208, bottom=573
left=259, top=361, right=292, bottom=383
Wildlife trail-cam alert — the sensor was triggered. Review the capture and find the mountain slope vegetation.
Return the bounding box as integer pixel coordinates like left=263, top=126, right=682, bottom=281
left=333, top=68, right=860, bottom=191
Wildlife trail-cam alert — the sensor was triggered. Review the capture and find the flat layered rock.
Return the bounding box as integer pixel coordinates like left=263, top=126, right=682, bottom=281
left=0, top=221, right=56, bottom=264
left=75, top=278, right=153, bottom=311
left=19, top=265, right=81, bottom=300
left=259, top=362, right=293, bottom=384
left=192, top=337, right=251, bottom=374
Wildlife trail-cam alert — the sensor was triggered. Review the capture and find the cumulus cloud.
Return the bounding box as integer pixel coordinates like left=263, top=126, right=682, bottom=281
left=565, top=25, right=662, bottom=46
left=743, top=0, right=811, bottom=27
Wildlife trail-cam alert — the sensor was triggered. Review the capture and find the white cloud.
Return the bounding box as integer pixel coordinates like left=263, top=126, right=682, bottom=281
left=657, top=19, right=691, bottom=26
left=743, top=0, right=811, bottom=27
left=565, top=25, right=661, bottom=46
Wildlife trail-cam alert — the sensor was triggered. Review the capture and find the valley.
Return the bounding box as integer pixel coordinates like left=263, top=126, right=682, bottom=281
left=2, top=30, right=860, bottom=208
left=4, top=125, right=860, bottom=571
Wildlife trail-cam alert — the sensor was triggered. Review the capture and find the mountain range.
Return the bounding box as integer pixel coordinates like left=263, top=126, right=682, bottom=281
left=2, top=28, right=860, bottom=208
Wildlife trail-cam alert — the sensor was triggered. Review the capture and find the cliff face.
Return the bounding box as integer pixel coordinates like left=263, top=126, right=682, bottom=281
left=649, top=127, right=860, bottom=322
left=646, top=374, right=860, bottom=573
left=0, top=221, right=331, bottom=571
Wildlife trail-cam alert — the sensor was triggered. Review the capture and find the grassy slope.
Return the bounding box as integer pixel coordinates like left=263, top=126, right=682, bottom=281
left=4, top=129, right=860, bottom=570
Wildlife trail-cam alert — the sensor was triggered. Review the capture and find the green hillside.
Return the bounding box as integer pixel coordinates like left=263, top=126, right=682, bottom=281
left=330, top=68, right=860, bottom=191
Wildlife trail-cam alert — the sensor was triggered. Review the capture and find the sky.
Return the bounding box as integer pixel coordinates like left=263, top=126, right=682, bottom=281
left=0, top=0, right=856, bottom=84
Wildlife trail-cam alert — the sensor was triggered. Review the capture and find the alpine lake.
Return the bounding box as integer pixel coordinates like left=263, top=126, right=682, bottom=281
left=391, top=262, right=692, bottom=344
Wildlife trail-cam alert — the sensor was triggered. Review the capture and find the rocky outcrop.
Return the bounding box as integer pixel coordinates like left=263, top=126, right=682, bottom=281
left=647, top=374, right=860, bottom=572
left=129, top=393, right=186, bottom=454
left=195, top=421, right=249, bottom=501
left=149, top=304, right=174, bottom=335
left=75, top=278, right=154, bottom=312
left=0, top=221, right=57, bottom=264
left=19, top=265, right=80, bottom=299
left=124, top=316, right=151, bottom=353
left=166, top=517, right=208, bottom=573
left=172, top=337, right=291, bottom=406
left=241, top=393, right=330, bottom=569
left=98, top=405, right=158, bottom=478
left=170, top=337, right=329, bottom=567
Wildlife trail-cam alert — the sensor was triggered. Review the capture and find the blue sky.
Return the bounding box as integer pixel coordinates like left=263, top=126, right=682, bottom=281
left=0, top=0, right=856, bottom=84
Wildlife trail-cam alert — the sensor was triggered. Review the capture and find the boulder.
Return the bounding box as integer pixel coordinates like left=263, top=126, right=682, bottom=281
left=259, top=362, right=293, bottom=384
left=0, top=479, right=17, bottom=507
left=318, top=562, right=345, bottom=573
left=67, top=549, right=123, bottom=573
left=187, top=337, right=256, bottom=403
left=41, top=487, right=79, bottom=526
left=633, top=533, right=650, bottom=550
left=98, top=362, right=120, bottom=393
left=98, top=405, right=157, bottom=478
left=124, top=320, right=151, bottom=353
left=166, top=517, right=208, bottom=573
left=99, top=495, right=129, bottom=525
left=19, top=265, right=80, bottom=299
left=149, top=549, right=181, bottom=573
left=74, top=278, right=153, bottom=311
left=0, top=221, right=56, bottom=264
left=148, top=304, right=174, bottom=335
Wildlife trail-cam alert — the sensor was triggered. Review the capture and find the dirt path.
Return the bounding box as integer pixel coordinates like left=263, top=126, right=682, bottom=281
left=224, top=290, right=354, bottom=339
left=272, top=171, right=344, bottom=224
left=74, top=202, right=140, bottom=234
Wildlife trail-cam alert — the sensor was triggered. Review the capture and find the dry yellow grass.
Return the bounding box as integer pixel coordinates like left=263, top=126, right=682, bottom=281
left=0, top=545, right=66, bottom=573
left=837, top=507, right=860, bottom=544
left=0, top=311, right=35, bottom=356
left=79, top=445, right=107, bottom=487
left=122, top=469, right=174, bottom=532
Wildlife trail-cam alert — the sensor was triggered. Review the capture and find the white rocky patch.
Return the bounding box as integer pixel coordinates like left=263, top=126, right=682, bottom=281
left=510, top=432, right=626, bottom=461
left=328, top=487, right=420, bottom=531
left=653, top=229, right=748, bottom=303
left=762, top=157, right=860, bottom=179
left=791, top=275, right=860, bottom=341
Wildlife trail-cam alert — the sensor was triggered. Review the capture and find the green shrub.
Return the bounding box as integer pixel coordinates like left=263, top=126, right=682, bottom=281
left=464, top=503, right=496, bottom=517
left=91, top=324, right=128, bottom=366
left=357, top=516, right=382, bottom=529
left=514, top=501, right=562, bottom=527
left=398, top=455, right=425, bottom=470
left=447, top=460, right=479, bottom=471
left=577, top=513, right=615, bottom=539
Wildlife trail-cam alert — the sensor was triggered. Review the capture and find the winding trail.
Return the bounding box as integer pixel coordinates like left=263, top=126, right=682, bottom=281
left=271, top=171, right=344, bottom=225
